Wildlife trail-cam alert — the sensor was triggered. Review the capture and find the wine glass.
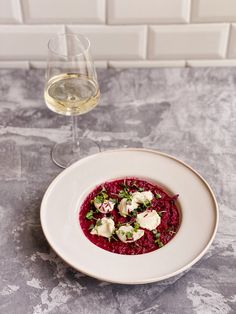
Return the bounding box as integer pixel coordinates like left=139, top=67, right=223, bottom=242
left=44, top=33, right=100, bottom=168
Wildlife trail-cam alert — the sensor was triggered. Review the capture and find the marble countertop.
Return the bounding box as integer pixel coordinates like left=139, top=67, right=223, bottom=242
left=0, top=68, right=235, bottom=314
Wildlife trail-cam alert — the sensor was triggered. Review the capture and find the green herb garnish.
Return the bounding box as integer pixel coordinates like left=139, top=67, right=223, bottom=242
left=109, top=198, right=117, bottom=204
left=155, top=239, right=164, bottom=247
left=85, top=210, right=94, bottom=220
left=133, top=222, right=140, bottom=232
left=152, top=230, right=161, bottom=239
left=96, top=219, right=102, bottom=227
left=126, top=231, right=133, bottom=239
left=155, top=193, right=162, bottom=199
left=119, top=188, right=132, bottom=200
left=93, top=190, right=109, bottom=205
left=89, top=223, right=95, bottom=231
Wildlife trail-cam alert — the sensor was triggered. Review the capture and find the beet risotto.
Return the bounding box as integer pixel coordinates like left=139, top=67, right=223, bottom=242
left=79, top=178, right=180, bottom=255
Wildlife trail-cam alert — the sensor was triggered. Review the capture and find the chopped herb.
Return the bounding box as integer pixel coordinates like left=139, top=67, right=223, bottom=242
left=109, top=198, right=117, bottom=204
left=129, top=210, right=137, bottom=217
left=93, top=190, right=109, bottom=205
left=155, top=193, right=162, bottom=199
left=126, top=231, right=133, bottom=239
left=133, top=222, right=140, bottom=232
left=143, top=200, right=151, bottom=208
left=96, top=219, right=102, bottom=227
left=152, top=230, right=161, bottom=239
left=85, top=210, right=94, bottom=220
left=139, top=201, right=151, bottom=210
left=155, top=239, right=164, bottom=247
left=94, top=195, right=103, bottom=204
left=119, top=187, right=132, bottom=200
left=88, top=223, right=95, bottom=231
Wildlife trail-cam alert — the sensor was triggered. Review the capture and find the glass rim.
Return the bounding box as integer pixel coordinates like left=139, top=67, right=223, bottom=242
left=47, top=32, right=91, bottom=57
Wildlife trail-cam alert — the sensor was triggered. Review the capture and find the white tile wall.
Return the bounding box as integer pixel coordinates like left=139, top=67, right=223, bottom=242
left=21, top=0, right=105, bottom=24
left=108, top=0, right=190, bottom=24
left=109, top=61, right=186, bottom=68
left=0, top=0, right=235, bottom=66
left=148, top=24, right=229, bottom=60
left=67, top=25, right=146, bottom=60
left=192, top=0, right=236, bottom=22
left=0, top=0, right=22, bottom=23
left=0, top=25, right=65, bottom=60
left=187, top=59, right=236, bottom=66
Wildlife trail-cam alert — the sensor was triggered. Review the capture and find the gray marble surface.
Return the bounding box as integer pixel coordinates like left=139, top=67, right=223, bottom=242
left=0, top=68, right=235, bottom=314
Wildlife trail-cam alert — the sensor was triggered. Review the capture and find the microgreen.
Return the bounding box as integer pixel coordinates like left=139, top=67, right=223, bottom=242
left=85, top=210, right=94, bottom=220
left=155, top=193, right=162, bottom=199
left=109, top=198, right=117, bottom=204
left=119, top=187, right=132, bottom=201
left=155, top=239, right=164, bottom=247
left=133, top=222, right=140, bottom=232
left=130, top=210, right=138, bottom=217
left=152, top=230, right=161, bottom=239
left=96, top=219, right=102, bottom=227
left=93, top=190, right=109, bottom=205
left=88, top=223, right=95, bottom=231
left=126, top=231, right=133, bottom=239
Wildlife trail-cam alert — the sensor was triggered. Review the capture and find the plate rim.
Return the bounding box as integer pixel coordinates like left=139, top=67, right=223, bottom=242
left=40, top=148, right=219, bottom=284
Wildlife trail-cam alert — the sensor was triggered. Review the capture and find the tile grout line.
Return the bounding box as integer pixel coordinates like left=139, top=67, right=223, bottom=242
left=225, top=23, right=232, bottom=59
left=17, top=0, right=24, bottom=23
left=144, top=25, right=148, bottom=61
left=187, top=0, right=192, bottom=24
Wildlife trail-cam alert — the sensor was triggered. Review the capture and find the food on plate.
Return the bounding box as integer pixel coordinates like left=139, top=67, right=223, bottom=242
left=79, top=178, right=180, bottom=255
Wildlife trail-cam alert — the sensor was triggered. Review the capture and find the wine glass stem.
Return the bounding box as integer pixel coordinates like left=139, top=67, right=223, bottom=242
left=72, top=115, right=80, bottom=153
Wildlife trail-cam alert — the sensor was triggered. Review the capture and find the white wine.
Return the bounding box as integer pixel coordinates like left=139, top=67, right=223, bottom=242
left=44, top=73, right=100, bottom=116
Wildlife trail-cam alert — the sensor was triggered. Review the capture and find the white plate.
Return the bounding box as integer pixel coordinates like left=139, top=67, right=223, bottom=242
left=40, top=149, right=218, bottom=284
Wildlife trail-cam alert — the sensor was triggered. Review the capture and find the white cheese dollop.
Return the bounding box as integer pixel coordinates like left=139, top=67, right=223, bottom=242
left=90, top=217, right=115, bottom=238
left=117, top=198, right=138, bottom=217
left=94, top=199, right=115, bottom=213
left=132, top=191, right=153, bottom=204
left=116, top=225, right=144, bottom=243
left=136, top=210, right=161, bottom=231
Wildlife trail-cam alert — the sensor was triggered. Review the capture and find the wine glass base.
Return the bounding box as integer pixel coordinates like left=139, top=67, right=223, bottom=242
left=51, top=138, right=100, bottom=168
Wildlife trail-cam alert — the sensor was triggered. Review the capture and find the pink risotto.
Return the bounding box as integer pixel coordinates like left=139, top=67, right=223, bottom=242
left=79, top=178, right=180, bottom=255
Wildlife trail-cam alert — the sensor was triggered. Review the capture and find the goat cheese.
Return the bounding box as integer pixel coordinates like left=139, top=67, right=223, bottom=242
left=136, top=210, right=161, bottom=231
left=94, top=199, right=115, bottom=213
left=116, top=225, right=144, bottom=243
left=132, top=191, right=153, bottom=204
left=117, top=198, right=138, bottom=217
left=90, top=217, right=115, bottom=238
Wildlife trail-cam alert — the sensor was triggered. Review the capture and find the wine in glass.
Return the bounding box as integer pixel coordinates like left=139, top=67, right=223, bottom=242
left=44, top=33, right=100, bottom=168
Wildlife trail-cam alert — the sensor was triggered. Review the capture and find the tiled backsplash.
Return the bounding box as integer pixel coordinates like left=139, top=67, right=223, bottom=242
left=1, top=0, right=236, bottom=68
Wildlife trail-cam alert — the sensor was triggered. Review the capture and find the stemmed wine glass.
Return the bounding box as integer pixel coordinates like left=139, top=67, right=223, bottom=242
left=44, top=33, right=100, bottom=168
